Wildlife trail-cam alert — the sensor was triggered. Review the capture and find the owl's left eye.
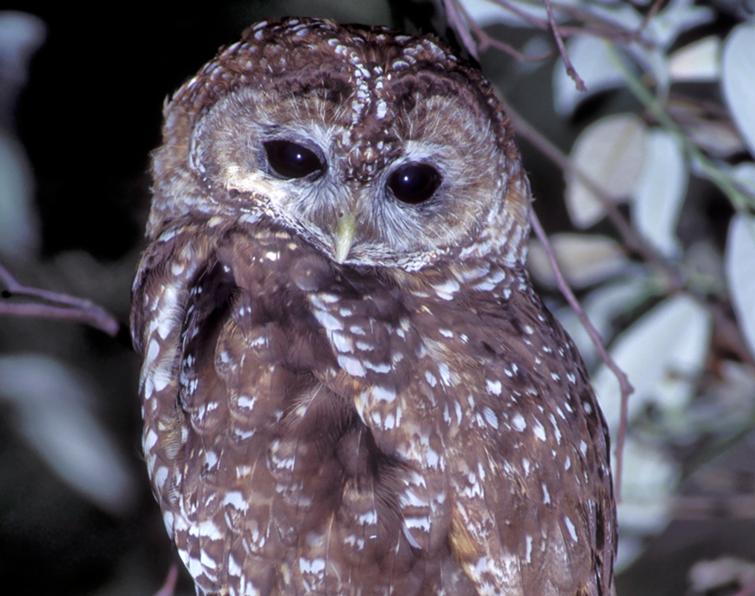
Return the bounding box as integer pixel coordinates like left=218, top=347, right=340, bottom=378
left=264, top=140, right=324, bottom=179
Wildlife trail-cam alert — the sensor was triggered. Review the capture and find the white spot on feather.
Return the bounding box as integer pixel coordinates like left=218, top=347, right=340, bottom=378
left=311, top=308, right=343, bottom=331
left=338, top=355, right=366, bottom=377
left=228, top=554, right=241, bottom=577
left=197, top=519, right=222, bottom=540
left=152, top=363, right=172, bottom=392
left=156, top=286, right=179, bottom=339
left=486, top=379, right=502, bottom=395
left=299, top=557, right=325, bottom=574
left=371, top=385, right=397, bottom=402
left=358, top=510, right=377, bottom=525
left=144, top=429, right=158, bottom=451
left=533, top=419, right=547, bottom=441
left=223, top=491, right=249, bottom=512
left=438, top=362, right=454, bottom=386
left=162, top=511, right=174, bottom=534
left=237, top=395, right=257, bottom=410
left=549, top=413, right=562, bottom=443
left=200, top=549, right=217, bottom=570
left=404, top=515, right=430, bottom=533
left=331, top=331, right=354, bottom=353
left=144, top=337, right=160, bottom=366
left=483, top=407, right=499, bottom=429
left=431, top=278, right=460, bottom=300
left=512, top=413, right=527, bottom=431
left=564, top=515, right=578, bottom=542
left=364, top=361, right=391, bottom=374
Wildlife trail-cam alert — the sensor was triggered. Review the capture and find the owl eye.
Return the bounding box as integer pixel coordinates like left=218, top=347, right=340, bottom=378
left=264, top=140, right=324, bottom=179
left=387, top=162, right=442, bottom=205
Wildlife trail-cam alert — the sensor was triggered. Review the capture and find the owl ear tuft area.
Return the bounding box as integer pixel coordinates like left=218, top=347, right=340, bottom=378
left=505, top=175, right=533, bottom=231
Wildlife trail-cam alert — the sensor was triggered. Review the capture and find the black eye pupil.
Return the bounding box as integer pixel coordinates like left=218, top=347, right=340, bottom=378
left=388, top=162, right=442, bottom=204
left=264, top=140, right=323, bottom=179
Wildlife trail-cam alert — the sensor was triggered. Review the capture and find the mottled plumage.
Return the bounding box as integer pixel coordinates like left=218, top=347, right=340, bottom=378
left=131, top=17, right=616, bottom=595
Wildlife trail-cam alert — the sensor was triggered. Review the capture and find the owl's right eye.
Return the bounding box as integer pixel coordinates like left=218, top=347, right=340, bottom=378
left=387, top=162, right=442, bottom=205
left=264, top=140, right=324, bottom=179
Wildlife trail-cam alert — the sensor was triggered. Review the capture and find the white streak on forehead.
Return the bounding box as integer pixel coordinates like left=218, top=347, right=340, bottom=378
left=337, top=46, right=371, bottom=127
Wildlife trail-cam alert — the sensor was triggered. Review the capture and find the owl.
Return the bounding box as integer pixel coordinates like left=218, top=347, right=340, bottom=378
left=131, top=17, right=616, bottom=596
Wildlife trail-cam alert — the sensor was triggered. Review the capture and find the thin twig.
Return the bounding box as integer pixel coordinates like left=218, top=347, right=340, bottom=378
left=452, top=0, right=553, bottom=62
left=529, top=211, right=634, bottom=499
left=478, top=31, right=552, bottom=63
left=490, top=0, right=656, bottom=47
left=154, top=562, right=179, bottom=596
left=735, top=579, right=755, bottom=596
left=451, top=0, right=654, bottom=78
left=638, top=0, right=664, bottom=34
left=543, top=0, right=586, bottom=91
left=0, top=263, right=120, bottom=336
left=548, top=0, right=656, bottom=47
left=490, top=0, right=549, bottom=29
left=673, top=494, right=755, bottom=520
left=443, top=0, right=479, bottom=60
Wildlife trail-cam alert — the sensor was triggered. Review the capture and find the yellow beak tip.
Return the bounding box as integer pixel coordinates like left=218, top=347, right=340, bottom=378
left=334, top=213, right=357, bottom=264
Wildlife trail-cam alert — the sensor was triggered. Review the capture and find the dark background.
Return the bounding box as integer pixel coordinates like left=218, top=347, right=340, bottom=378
left=1, top=1, right=753, bottom=594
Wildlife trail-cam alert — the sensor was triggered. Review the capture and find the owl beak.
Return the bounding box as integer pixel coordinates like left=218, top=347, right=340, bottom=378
left=333, top=212, right=357, bottom=264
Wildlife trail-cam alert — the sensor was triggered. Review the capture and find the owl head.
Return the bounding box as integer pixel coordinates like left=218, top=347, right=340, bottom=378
left=149, top=18, right=531, bottom=271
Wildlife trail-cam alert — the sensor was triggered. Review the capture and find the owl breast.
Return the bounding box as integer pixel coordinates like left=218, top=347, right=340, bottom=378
left=133, top=216, right=614, bottom=595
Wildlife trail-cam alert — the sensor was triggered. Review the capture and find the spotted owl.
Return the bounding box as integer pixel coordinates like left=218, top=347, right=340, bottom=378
left=131, top=17, right=616, bottom=595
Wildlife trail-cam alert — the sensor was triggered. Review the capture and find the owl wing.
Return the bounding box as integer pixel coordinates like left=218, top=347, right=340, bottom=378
left=445, top=290, right=616, bottom=596
left=132, top=221, right=249, bottom=592
left=134, top=223, right=439, bottom=593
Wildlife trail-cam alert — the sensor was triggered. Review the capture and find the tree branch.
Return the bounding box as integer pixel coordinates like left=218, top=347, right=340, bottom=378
left=154, top=562, right=179, bottom=596
left=486, top=0, right=656, bottom=48
left=443, top=0, right=480, bottom=60
left=0, top=263, right=120, bottom=336
left=450, top=0, right=553, bottom=62
left=543, top=0, right=585, bottom=91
